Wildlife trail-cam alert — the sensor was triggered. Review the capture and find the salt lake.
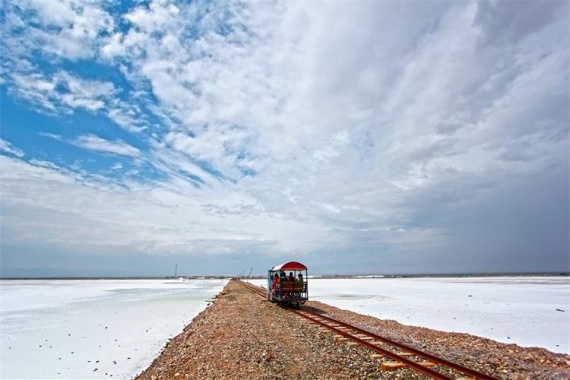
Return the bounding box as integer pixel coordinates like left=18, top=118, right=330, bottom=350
left=1, top=276, right=568, bottom=379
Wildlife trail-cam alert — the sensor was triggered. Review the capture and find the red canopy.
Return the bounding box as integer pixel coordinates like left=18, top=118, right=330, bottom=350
left=271, top=261, right=308, bottom=271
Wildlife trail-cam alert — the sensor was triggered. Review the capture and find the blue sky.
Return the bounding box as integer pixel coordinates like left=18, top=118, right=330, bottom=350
left=1, top=0, right=568, bottom=277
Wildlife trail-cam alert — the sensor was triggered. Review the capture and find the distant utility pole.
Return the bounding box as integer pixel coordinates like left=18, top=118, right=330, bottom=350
left=248, top=267, right=253, bottom=278
left=174, top=263, right=178, bottom=277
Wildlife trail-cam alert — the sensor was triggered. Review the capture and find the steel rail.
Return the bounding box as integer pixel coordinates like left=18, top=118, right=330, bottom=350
left=292, top=309, right=456, bottom=380
left=237, top=280, right=499, bottom=380
left=296, top=310, right=498, bottom=380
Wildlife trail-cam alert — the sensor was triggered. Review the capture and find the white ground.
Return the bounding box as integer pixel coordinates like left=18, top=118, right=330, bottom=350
left=251, top=276, right=570, bottom=354
left=1, top=277, right=568, bottom=379
left=0, top=279, right=227, bottom=379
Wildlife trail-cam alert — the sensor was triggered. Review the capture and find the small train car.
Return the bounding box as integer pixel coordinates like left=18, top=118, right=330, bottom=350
left=267, top=261, right=308, bottom=307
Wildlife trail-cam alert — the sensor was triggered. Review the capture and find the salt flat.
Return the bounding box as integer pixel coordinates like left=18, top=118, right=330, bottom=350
left=1, top=276, right=568, bottom=379
left=0, top=279, right=227, bottom=379
left=251, top=276, right=570, bottom=354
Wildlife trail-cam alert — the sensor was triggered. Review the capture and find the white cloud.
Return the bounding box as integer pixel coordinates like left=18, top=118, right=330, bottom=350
left=8, top=0, right=114, bottom=60
left=0, top=139, right=25, bottom=158
left=72, top=134, right=141, bottom=157
left=0, top=155, right=331, bottom=256
left=57, top=72, right=116, bottom=110
left=10, top=73, right=59, bottom=112
left=1, top=0, right=568, bottom=274
left=106, top=107, right=147, bottom=133
left=40, top=132, right=141, bottom=158
left=8, top=71, right=115, bottom=114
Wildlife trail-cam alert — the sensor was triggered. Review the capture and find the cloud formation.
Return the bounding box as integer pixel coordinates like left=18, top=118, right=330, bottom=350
left=71, top=134, right=141, bottom=157
left=1, top=0, right=568, bottom=276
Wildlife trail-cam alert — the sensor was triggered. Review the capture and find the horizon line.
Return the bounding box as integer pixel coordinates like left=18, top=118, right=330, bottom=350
left=1, top=271, right=568, bottom=280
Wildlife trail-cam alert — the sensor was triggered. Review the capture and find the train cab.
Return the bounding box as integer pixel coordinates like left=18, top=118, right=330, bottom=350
left=267, top=261, right=308, bottom=308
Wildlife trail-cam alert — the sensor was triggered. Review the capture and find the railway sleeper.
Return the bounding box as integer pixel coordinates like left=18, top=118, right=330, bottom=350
left=334, top=335, right=349, bottom=342
left=381, top=361, right=437, bottom=371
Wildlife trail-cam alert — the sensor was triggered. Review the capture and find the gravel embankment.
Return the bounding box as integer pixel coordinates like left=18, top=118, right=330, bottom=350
left=135, top=280, right=570, bottom=380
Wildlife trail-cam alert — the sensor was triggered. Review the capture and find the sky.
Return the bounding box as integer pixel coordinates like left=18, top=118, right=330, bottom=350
left=0, top=0, right=568, bottom=278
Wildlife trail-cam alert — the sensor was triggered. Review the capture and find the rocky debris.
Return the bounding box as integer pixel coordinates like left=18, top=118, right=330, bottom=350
left=136, top=281, right=570, bottom=380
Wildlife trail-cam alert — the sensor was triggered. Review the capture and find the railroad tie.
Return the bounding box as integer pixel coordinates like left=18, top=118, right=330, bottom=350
left=334, top=335, right=349, bottom=342
left=381, top=361, right=437, bottom=371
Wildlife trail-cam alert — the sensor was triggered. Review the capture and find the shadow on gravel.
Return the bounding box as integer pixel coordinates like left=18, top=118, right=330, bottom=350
left=300, top=305, right=327, bottom=315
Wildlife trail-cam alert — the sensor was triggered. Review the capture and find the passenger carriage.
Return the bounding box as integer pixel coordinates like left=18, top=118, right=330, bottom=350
left=267, top=261, right=308, bottom=308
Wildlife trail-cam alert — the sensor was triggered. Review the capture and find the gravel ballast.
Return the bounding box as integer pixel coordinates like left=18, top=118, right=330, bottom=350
left=135, top=281, right=570, bottom=380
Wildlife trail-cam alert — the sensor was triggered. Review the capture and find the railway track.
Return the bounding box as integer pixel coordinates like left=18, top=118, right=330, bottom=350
left=237, top=280, right=498, bottom=380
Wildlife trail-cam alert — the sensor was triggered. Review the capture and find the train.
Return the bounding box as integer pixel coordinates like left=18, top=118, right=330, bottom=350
left=267, top=261, right=308, bottom=308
